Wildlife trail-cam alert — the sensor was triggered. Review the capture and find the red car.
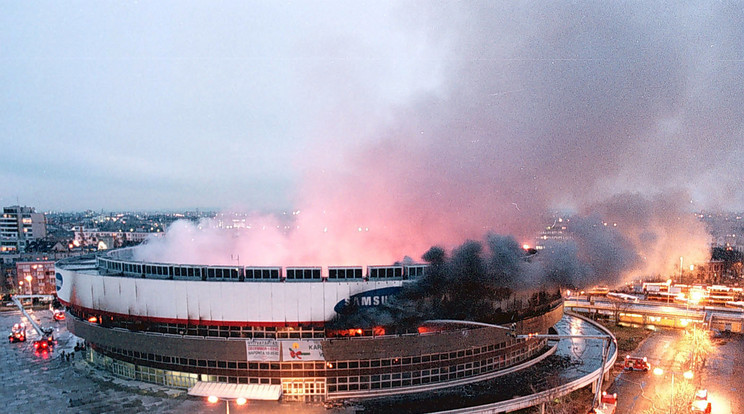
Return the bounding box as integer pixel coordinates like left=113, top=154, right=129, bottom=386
left=623, top=355, right=651, bottom=371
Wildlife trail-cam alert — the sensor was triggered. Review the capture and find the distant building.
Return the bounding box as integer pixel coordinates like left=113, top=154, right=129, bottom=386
left=16, top=260, right=56, bottom=295
left=25, top=239, right=68, bottom=253
left=73, top=228, right=157, bottom=250
left=0, top=206, right=47, bottom=253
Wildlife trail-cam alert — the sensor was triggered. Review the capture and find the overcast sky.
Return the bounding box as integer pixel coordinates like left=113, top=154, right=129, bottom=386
left=2, top=2, right=743, bottom=248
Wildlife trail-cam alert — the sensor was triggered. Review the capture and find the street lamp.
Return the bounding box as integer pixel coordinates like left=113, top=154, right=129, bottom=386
left=207, top=396, right=247, bottom=414
left=653, top=368, right=693, bottom=414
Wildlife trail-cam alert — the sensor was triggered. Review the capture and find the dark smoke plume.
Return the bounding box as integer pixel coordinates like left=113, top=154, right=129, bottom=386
left=331, top=214, right=652, bottom=329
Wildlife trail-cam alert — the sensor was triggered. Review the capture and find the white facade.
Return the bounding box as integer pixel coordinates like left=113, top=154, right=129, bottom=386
left=56, top=267, right=404, bottom=325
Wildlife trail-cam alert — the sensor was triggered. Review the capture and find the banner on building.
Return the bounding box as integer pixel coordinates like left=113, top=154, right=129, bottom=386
left=281, top=340, right=325, bottom=361
left=245, top=339, right=280, bottom=361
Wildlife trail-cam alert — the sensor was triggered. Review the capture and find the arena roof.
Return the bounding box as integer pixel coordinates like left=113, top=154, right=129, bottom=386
left=188, top=381, right=282, bottom=401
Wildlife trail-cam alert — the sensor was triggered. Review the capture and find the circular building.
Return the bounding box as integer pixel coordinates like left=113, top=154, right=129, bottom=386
left=55, top=248, right=563, bottom=401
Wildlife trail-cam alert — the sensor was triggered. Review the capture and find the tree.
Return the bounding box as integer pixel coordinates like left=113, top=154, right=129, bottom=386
left=684, top=325, right=712, bottom=373
left=530, top=376, right=591, bottom=414
left=711, top=246, right=744, bottom=280
left=608, top=299, right=633, bottom=326
left=642, top=378, right=695, bottom=414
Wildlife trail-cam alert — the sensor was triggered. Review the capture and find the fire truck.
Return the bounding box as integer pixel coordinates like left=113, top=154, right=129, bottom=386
left=592, top=392, right=617, bottom=414
left=623, top=355, right=651, bottom=371
left=8, top=323, right=26, bottom=343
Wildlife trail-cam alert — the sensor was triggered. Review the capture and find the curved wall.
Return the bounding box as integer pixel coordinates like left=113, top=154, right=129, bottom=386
left=56, top=267, right=403, bottom=325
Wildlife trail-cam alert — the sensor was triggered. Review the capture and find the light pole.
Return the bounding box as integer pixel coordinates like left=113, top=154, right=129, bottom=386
left=653, top=368, right=693, bottom=414
left=666, top=279, right=672, bottom=304
left=207, top=396, right=247, bottom=414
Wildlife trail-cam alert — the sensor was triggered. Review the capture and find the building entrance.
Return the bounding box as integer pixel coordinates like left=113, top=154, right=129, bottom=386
left=281, top=378, right=326, bottom=401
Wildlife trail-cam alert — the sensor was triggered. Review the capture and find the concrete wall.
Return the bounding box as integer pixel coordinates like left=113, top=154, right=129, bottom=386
left=68, top=317, right=247, bottom=360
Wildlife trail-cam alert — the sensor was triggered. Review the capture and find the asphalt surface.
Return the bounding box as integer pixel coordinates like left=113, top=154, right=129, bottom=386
left=1, top=309, right=611, bottom=413
left=0, top=309, right=330, bottom=414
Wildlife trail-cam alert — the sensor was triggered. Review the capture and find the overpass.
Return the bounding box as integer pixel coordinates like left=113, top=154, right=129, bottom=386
left=565, top=298, right=744, bottom=333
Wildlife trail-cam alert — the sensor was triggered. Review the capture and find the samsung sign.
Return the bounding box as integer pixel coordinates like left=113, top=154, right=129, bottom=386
left=334, top=287, right=401, bottom=314
left=55, top=272, right=63, bottom=292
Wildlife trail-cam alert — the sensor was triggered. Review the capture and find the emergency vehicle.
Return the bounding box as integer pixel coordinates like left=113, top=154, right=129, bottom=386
left=8, top=323, right=26, bottom=343
left=623, top=355, right=650, bottom=371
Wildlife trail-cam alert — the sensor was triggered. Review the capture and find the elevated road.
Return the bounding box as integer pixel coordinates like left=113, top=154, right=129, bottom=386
left=565, top=297, right=744, bottom=332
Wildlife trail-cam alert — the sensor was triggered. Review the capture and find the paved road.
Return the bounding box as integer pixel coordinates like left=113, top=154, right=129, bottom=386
left=608, top=328, right=742, bottom=414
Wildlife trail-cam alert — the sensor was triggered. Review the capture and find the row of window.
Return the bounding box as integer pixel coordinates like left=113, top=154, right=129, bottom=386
left=92, top=324, right=536, bottom=377
left=92, top=350, right=280, bottom=389
left=91, top=336, right=544, bottom=395
left=326, top=352, right=531, bottom=393
left=97, top=257, right=427, bottom=282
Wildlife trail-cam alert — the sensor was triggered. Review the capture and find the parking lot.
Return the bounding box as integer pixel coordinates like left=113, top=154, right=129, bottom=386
left=0, top=309, right=329, bottom=413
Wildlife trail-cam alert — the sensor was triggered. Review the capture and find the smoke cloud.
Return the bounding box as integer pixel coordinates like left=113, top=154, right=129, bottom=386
left=137, top=2, right=734, bottom=286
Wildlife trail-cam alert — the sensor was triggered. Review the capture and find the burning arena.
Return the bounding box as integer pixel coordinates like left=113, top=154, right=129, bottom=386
left=55, top=247, right=563, bottom=402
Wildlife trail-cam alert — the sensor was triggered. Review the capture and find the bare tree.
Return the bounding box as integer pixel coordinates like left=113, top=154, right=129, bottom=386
left=684, top=325, right=713, bottom=373
left=642, top=379, right=695, bottom=414
left=608, top=299, right=633, bottom=326
left=529, top=377, right=592, bottom=414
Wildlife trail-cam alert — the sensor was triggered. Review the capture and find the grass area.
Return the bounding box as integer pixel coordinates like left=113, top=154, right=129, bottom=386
left=598, top=321, right=655, bottom=354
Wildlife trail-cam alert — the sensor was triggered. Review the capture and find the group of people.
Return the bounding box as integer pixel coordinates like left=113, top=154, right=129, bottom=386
left=59, top=349, right=75, bottom=361
left=59, top=341, right=86, bottom=362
